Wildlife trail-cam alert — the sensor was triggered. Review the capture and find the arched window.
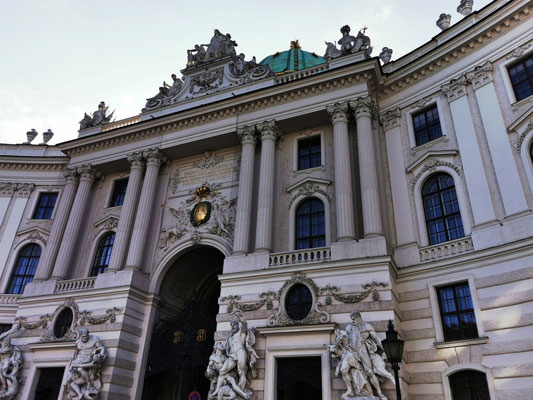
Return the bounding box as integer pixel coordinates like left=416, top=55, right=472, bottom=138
left=7, top=244, right=41, bottom=294
left=295, top=198, right=325, bottom=250
left=422, top=173, right=464, bottom=245
left=449, top=370, right=490, bottom=399
left=90, top=232, right=115, bottom=276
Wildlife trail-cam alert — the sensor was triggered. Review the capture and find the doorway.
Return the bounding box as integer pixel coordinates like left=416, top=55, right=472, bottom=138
left=142, top=246, right=224, bottom=399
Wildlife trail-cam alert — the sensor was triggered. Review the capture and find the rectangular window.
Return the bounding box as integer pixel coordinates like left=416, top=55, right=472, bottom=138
left=34, top=367, right=66, bottom=400
left=109, top=178, right=128, bottom=207
left=413, top=105, right=443, bottom=146
left=508, top=54, right=533, bottom=102
left=33, top=193, right=58, bottom=219
left=437, top=282, right=478, bottom=341
left=298, top=136, right=321, bottom=170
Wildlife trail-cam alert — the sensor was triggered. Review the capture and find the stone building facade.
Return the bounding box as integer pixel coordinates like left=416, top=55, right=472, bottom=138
left=0, top=0, right=532, bottom=399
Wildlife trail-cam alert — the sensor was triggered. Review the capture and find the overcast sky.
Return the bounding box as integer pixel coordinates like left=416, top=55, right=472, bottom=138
left=0, top=0, right=491, bottom=146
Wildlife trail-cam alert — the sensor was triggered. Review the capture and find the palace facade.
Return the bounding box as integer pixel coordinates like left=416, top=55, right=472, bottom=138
left=0, top=0, right=532, bottom=399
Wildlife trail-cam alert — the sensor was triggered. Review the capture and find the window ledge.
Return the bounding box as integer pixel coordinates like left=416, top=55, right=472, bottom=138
left=511, top=95, right=533, bottom=110
left=292, top=165, right=326, bottom=176
left=434, top=336, right=488, bottom=349
left=26, top=218, right=52, bottom=222
left=411, top=134, right=449, bottom=153
left=104, top=205, right=123, bottom=211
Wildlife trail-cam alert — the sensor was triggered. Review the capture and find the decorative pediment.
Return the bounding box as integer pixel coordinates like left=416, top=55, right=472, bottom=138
left=407, top=151, right=461, bottom=189
left=142, top=30, right=273, bottom=113
left=286, top=177, right=331, bottom=209
left=93, top=216, right=119, bottom=236
left=15, top=227, right=49, bottom=249
left=507, top=105, right=533, bottom=151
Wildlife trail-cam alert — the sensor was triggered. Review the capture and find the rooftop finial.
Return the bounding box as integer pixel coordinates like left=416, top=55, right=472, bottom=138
left=290, top=40, right=301, bottom=50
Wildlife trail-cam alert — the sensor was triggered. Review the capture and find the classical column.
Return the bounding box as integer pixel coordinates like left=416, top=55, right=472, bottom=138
left=34, top=169, right=79, bottom=281
left=125, top=148, right=167, bottom=269
left=108, top=152, right=145, bottom=271
left=327, top=102, right=356, bottom=241
left=51, top=165, right=99, bottom=280
left=350, top=97, right=383, bottom=237
left=465, top=61, right=528, bottom=216
left=380, top=108, right=416, bottom=246
left=233, top=125, right=257, bottom=255
left=442, top=75, right=496, bottom=225
left=254, top=120, right=280, bottom=252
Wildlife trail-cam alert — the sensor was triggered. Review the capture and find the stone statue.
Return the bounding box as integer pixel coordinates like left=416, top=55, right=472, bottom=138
left=79, top=102, right=114, bottom=130
left=324, top=25, right=372, bottom=60
left=208, top=312, right=258, bottom=400
left=187, top=29, right=237, bottom=68
left=144, top=74, right=184, bottom=110
left=0, top=323, right=22, bottom=400
left=24, top=129, right=38, bottom=144
left=330, top=311, right=394, bottom=399
left=64, top=328, right=107, bottom=400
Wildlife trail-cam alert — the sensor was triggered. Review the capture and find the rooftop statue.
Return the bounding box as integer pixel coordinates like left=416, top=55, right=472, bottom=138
left=64, top=328, right=107, bottom=400
left=324, top=25, right=372, bottom=60
left=187, top=29, right=237, bottom=68
left=79, top=102, right=114, bottom=130
left=330, top=311, right=395, bottom=399
left=144, top=74, right=184, bottom=111
left=207, top=312, right=258, bottom=400
left=0, top=323, right=22, bottom=400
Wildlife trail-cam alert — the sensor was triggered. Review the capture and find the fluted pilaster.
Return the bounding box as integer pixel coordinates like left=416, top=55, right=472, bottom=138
left=233, top=125, right=258, bottom=254
left=51, top=165, right=100, bottom=280
left=327, top=101, right=356, bottom=241
left=125, top=148, right=167, bottom=269
left=350, top=96, right=383, bottom=237
left=108, top=152, right=145, bottom=271
left=254, top=120, right=280, bottom=252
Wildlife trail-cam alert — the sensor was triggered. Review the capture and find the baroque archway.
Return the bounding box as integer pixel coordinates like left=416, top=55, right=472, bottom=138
left=142, top=246, right=224, bottom=399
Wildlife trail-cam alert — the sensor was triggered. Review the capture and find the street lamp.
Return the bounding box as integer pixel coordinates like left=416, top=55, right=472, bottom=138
left=382, top=319, right=404, bottom=400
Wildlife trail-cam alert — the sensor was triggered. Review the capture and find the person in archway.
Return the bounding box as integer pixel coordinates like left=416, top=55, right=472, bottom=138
left=209, top=312, right=257, bottom=399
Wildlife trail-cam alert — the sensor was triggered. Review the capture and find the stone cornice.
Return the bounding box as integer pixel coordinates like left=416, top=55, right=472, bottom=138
left=0, top=157, right=69, bottom=171
left=381, top=1, right=531, bottom=97
left=57, top=66, right=380, bottom=158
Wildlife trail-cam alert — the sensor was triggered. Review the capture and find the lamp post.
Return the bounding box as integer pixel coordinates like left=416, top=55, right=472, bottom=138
left=382, top=319, right=404, bottom=400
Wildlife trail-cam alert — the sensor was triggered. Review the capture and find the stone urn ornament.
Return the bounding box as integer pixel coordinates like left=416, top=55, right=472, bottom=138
left=24, top=129, right=38, bottom=144
left=457, top=0, right=474, bottom=16
left=41, top=129, right=54, bottom=145
left=379, top=47, right=393, bottom=64
left=436, top=13, right=452, bottom=30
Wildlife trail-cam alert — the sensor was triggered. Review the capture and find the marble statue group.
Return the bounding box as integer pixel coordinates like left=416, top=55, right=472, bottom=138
left=330, top=311, right=395, bottom=400
left=79, top=102, right=114, bottom=130
left=65, top=328, right=107, bottom=400
left=206, top=312, right=258, bottom=400
left=0, top=324, right=22, bottom=400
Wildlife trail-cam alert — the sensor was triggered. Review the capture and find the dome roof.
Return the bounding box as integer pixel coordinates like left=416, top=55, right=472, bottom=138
left=259, top=40, right=326, bottom=75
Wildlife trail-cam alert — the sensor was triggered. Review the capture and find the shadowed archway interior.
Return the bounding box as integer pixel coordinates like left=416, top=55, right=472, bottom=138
left=142, top=246, right=224, bottom=400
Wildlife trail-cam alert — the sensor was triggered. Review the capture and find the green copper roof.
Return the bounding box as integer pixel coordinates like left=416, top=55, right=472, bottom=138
left=259, top=40, right=326, bottom=75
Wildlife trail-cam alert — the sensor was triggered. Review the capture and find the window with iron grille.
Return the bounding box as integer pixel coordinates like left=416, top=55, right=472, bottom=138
left=33, top=193, right=58, bottom=219
left=422, top=173, right=464, bottom=245
left=449, top=370, right=490, bottom=400
left=109, top=178, right=128, bottom=207
left=7, top=244, right=41, bottom=294
left=297, top=136, right=321, bottom=170
left=90, top=232, right=115, bottom=276
left=508, top=54, right=533, bottom=102
left=437, top=282, right=478, bottom=342
left=295, top=198, right=325, bottom=250
left=413, top=105, right=443, bottom=146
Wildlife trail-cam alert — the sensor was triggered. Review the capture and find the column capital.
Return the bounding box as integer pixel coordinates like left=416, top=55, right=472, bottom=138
left=327, top=102, right=350, bottom=124
left=76, top=164, right=101, bottom=184
left=14, top=183, right=35, bottom=198
left=63, top=168, right=79, bottom=185
left=349, top=96, right=377, bottom=119
left=465, top=60, right=493, bottom=90
left=441, top=74, right=468, bottom=101
left=127, top=151, right=145, bottom=169
left=143, top=148, right=168, bottom=168
left=257, top=120, right=280, bottom=142
left=237, top=125, right=257, bottom=145
left=379, top=108, right=401, bottom=131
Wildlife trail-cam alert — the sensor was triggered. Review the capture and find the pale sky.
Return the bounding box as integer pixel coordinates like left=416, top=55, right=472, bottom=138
left=0, top=0, right=491, bottom=146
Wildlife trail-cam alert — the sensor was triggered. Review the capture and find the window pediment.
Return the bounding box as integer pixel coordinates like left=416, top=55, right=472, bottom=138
left=286, top=178, right=331, bottom=209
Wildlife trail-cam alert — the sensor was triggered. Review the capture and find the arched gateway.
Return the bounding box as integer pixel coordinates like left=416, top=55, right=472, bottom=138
left=142, top=246, right=224, bottom=399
